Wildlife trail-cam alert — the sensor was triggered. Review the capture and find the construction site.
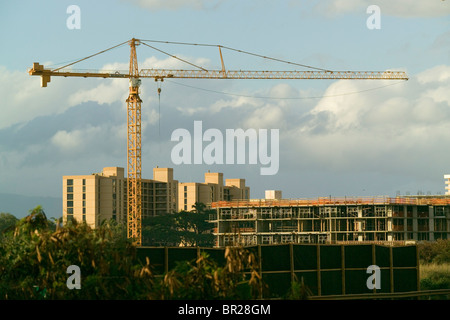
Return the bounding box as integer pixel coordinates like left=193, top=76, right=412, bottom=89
left=28, top=38, right=408, bottom=246
left=25, top=37, right=449, bottom=300
left=209, top=195, right=450, bottom=247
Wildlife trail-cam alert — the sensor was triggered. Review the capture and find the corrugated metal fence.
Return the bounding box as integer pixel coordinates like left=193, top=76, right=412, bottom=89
left=137, top=243, right=419, bottom=298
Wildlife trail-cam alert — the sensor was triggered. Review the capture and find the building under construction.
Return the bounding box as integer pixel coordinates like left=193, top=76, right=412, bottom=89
left=209, top=193, right=450, bottom=247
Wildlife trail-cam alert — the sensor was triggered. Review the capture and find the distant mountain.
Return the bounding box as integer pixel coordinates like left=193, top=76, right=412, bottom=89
left=0, top=193, right=61, bottom=219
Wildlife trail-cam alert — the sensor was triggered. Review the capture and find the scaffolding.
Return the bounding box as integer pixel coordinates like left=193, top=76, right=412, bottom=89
left=209, top=196, right=450, bottom=247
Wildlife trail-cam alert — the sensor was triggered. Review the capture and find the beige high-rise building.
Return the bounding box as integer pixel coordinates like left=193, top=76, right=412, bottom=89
left=63, top=167, right=249, bottom=228
left=63, top=167, right=178, bottom=228
left=445, top=174, right=450, bottom=195
left=178, top=172, right=250, bottom=212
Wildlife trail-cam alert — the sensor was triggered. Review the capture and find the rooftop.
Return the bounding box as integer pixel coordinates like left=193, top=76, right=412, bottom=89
left=212, top=195, right=450, bottom=208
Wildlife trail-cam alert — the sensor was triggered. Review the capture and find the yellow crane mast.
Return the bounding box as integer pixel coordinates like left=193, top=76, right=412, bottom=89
left=127, top=38, right=143, bottom=246
left=29, top=38, right=408, bottom=246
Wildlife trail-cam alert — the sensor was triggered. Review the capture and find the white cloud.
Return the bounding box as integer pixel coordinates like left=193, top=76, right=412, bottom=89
left=51, top=130, right=83, bottom=151
left=51, top=127, right=103, bottom=153
left=282, top=64, right=450, bottom=178
left=242, top=104, right=285, bottom=129
left=70, top=56, right=213, bottom=107
left=209, top=96, right=260, bottom=113
left=0, top=66, right=76, bottom=129
left=416, top=65, right=450, bottom=85
left=314, top=0, right=450, bottom=17
left=67, top=79, right=127, bottom=106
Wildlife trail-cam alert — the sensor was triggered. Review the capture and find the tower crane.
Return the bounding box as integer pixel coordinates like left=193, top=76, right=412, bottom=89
left=29, top=38, right=408, bottom=246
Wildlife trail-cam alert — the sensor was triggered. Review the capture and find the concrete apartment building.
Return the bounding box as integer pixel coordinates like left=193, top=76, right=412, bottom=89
left=63, top=167, right=249, bottom=228
left=445, top=174, right=450, bottom=195
left=209, top=193, right=450, bottom=247
left=178, top=171, right=250, bottom=212
left=63, top=167, right=178, bottom=228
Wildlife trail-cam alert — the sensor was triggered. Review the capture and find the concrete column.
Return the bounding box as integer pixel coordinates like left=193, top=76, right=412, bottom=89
left=356, top=206, right=363, bottom=241
left=412, top=206, right=418, bottom=241
left=403, top=205, right=408, bottom=240
left=447, top=217, right=450, bottom=239
left=429, top=206, right=434, bottom=241
left=387, top=207, right=393, bottom=241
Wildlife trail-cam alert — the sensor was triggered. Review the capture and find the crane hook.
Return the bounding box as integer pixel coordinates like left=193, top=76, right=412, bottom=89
left=156, top=78, right=163, bottom=96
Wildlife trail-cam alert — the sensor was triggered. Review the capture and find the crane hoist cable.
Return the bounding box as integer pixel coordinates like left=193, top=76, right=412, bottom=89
left=157, top=80, right=162, bottom=149
left=165, top=79, right=407, bottom=100
left=139, top=39, right=331, bottom=71
left=141, top=42, right=207, bottom=71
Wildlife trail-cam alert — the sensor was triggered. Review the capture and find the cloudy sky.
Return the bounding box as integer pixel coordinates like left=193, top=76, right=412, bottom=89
left=0, top=0, right=449, bottom=217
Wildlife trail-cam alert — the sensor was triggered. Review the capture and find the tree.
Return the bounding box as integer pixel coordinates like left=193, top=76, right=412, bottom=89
left=0, top=212, right=18, bottom=235
left=142, top=202, right=215, bottom=247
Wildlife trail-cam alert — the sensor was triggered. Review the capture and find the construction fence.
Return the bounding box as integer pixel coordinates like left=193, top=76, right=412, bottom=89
left=137, top=243, right=419, bottom=298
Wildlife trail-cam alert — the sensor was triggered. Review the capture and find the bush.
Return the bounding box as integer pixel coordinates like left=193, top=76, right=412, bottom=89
left=153, top=248, right=265, bottom=300
left=0, top=206, right=266, bottom=300
left=0, top=206, right=154, bottom=300
left=420, top=263, right=450, bottom=291
left=418, top=239, right=450, bottom=264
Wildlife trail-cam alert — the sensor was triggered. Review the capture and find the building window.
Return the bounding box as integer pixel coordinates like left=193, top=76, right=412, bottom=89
left=82, top=193, right=86, bottom=200
left=67, top=186, right=73, bottom=193
left=82, top=179, right=86, bottom=186
left=67, top=194, right=73, bottom=200
left=67, top=179, right=73, bottom=186
left=67, top=201, right=73, bottom=207
left=83, top=207, right=86, bottom=214
left=67, top=208, right=73, bottom=214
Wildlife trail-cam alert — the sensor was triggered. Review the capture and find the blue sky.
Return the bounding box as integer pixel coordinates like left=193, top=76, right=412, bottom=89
left=0, top=0, right=449, bottom=217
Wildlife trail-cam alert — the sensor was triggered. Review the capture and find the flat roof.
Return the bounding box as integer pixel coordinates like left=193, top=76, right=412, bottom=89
left=212, top=196, right=450, bottom=208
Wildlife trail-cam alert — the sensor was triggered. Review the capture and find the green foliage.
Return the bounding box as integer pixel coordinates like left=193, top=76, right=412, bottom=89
left=142, top=202, right=215, bottom=247
left=421, top=276, right=450, bottom=291
left=0, top=212, right=18, bottom=235
left=285, top=277, right=313, bottom=300
left=420, top=263, right=450, bottom=292
left=418, top=239, right=450, bottom=264
left=0, top=206, right=154, bottom=300
left=418, top=241, right=450, bottom=296
left=0, top=205, right=266, bottom=300
left=153, top=248, right=265, bottom=300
